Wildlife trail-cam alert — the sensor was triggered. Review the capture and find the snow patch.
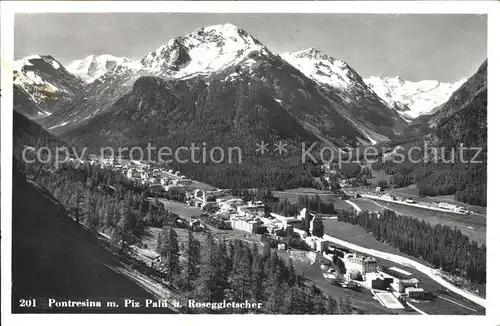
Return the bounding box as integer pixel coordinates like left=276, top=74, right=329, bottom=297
left=364, top=76, right=466, bottom=119
left=67, top=54, right=138, bottom=83
left=282, top=51, right=352, bottom=90
left=141, top=23, right=269, bottom=79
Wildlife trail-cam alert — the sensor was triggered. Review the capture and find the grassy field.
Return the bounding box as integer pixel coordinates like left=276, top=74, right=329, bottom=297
left=159, top=171, right=216, bottom=192
left=277, top=250, right=412, bottom=314
left=390, top=184, right=419, bottom=197
left=156, top=199, right=204, bottom=219
left=273, top=188, right=353, bottom=211
left=389, top=186, right=487, bottom=215
left=350, top=198, right=383, bottom=212
left=323, top=220, right=432, bottom=267
left=358, top=198, right=486, bottom=246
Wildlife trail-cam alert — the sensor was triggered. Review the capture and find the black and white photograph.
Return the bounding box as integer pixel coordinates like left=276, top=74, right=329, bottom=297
left=1, top=1, right=498, bottom=323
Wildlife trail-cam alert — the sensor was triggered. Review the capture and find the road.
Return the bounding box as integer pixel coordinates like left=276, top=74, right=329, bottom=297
left=344, top=200, right=362, bottom=214
left=320, top=233, right=486, bottom=308
left=320, top=195, right=486, bottom=308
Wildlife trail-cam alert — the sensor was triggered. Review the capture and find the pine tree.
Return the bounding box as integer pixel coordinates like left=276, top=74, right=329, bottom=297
left=185, top=229, right=201, bottom=290
left=287, top=258, right=296, bottom=286
left=117, top=200, right=129, bottom=251
left=197, top=233, right=227, bottom=304
left=158, top=225, right=181, bottom=284
left=326, top=296, right=338, bottom=314
left=232, top=245, right=253, bottom=301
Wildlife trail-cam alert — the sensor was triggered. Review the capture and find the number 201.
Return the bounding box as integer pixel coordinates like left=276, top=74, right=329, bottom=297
left=19, top=299, right=36, bottom=307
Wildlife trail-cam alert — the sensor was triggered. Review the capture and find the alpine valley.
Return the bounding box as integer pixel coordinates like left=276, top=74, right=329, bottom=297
left=13, top=23, right=486, bottom=195
left=11, top=20, right=488, bottom=316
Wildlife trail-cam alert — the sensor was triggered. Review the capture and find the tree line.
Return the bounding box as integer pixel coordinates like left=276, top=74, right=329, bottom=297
left=19, top=161, right=359, bottom=314
left=156, top=227, right=359, bottom=314
left=337, top=209, right=486, bottom=283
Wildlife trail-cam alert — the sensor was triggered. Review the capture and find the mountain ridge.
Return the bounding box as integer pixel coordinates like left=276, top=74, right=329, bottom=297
left=15, top=23, right=474, bottom=149
left=67, top=54, right=135, bottom=83
left=364, top=75, right=466, bottom=121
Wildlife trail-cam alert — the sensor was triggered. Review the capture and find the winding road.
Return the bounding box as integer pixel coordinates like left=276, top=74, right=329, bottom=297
left=320, top=233, right=486, bottom=308
left=332, top=193, right=486, bottom=307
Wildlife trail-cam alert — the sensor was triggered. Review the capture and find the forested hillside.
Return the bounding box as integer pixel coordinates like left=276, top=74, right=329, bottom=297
left=12, top=160, right=172, bottom=312
left=370, top=61, right=487, bottom=206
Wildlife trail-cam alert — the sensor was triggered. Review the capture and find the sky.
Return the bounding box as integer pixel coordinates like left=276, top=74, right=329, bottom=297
left=14, top=13, right=486, bottom=82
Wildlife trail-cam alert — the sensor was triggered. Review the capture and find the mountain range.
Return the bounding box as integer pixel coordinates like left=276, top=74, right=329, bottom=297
left=12, top=22, right=488, bottom=201
left=364, top=76, right=466, bottom=121
left=12, top=23, right=486, bottom=190
left=13, top=24, right=412, bottom=146
left=67, top=54, right=135, bottom=84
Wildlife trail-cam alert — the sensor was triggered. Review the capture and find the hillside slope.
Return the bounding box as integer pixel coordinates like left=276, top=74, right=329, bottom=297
left=282, top=48, right=408, bottom=142
left=391, top=60, right=487, bottom=206
left=12, top=161, right=173, bottom=312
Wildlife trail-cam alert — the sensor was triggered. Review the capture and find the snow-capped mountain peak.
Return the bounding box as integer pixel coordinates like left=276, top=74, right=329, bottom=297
left=364, top=75, right=467, bottom=120
left=67, top=54, right=135, bottom=83
left=13, top=55, right=62, bottom=72
left=291, top=47, right=341, bottom=63
left=281, top=48, right=359, bottom=90
left=140, top=23, right=270, bottom=77
left=13, top=54, right=84, bottom=117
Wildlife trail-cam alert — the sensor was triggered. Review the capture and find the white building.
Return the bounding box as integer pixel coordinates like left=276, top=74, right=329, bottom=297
left=299, top=208, right=314, bottom=219
left=230, top=217, right=259, bottom=234
left=305, top=236, right=318, bottom=250
left=237, top=201, right=266, bottom=215
left=438, top=202, right=465, bottom=213
left=345, top=253, right=378, bottom=275
left=316, top=239, right=330, bottom=252
left=305, top=236, right=329, bottom=252
left=382, top=193, right=396, bottom=201
left=405, top=287, right=425, bottom=299
left=390, top=278, right=420, bottom=293
left=127, top=168, right=141, bottom=179
left=102, top=156, right=116, bottom=166
left=218, top=197, right=246, bottom=213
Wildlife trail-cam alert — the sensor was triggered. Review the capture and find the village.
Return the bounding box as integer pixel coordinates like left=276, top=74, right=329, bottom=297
left=82, top=154, right=439, bottom=312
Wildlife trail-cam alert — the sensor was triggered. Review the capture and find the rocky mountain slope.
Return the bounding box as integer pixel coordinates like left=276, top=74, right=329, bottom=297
left=282, top=48, right=408, bottom=143
left=395, top=60, right=487, bottom=206
left=22, top=24, right=408, bottom=148
left=13, top=55, right=85, bottom=118
left=432, top=60, right=487, bottom=149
